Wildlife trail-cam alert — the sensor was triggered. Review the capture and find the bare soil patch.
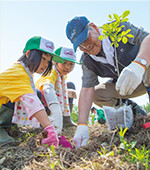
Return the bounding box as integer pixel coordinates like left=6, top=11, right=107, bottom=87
left=0, top=114, right=150, bottom=170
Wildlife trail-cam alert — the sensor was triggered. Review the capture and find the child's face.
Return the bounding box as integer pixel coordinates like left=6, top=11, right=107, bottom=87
left=57, top=60, right=75, bottom=76
left=36, top=53, right=52, bottom=74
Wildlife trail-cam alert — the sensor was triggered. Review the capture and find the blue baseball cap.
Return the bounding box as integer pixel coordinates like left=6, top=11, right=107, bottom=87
left=66, top=16, right=90, bottom=52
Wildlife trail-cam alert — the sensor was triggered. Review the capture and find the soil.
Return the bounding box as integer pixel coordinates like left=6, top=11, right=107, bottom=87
left=0, top=114, right=150, bottom=170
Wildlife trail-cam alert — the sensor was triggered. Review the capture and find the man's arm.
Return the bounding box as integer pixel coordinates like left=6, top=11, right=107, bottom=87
left=136, top=34, right=150, bottom=65
left=73, top=60, right=98, bottom=148
left=116, top=34, right=150, bottom=96
left=73, top=86, right=94, bottom=148
left=78, top=87, right=95, bottom=124
left=77, top=63, right=98, bottom=124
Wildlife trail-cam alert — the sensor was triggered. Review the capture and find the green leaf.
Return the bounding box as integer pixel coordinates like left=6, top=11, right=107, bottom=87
left=120, top=25, right=125, bottom=29
left=106, top=151, right=114, bottom=157
left=126, top=34, right=134, bottom=38
left=99, top=35, right=104, bottom=40
left=117, top=38, right=122, bottom=42
left=114, top=14, right=120, bottom=21
left=130, top=141, right=137, bottom=148
left=114, top=21, right=120, bottom=27
left=111, top=42, right=114, bottom=46
left=122, top=36, right=128, bottom=44
left=122, top=127, right=128, bottom=136
left=103, top=24, right=109, bottom=29
left=122, top=10, right=130, bottom=19
left=108, top=14, right=112, bottom=19
left=102, top=30, right=106, bottom=34
left=121, top=31, right=127, bottom=36
left=117, top=27, right=122, bottom=33
left=115, top=42, right=119, bottom=47
left=99, top=26, right=103, bottom=29
left=97, top=150, right=102, bottom=155
left=119, top=143, right=126, bottom=149
left=110, top=36, right=115, bottom=42
left=125, top=29, right=131, bottom=34
left=105, top=35, right=108, bottom=39
left=121, top=18, right=129, bottom=22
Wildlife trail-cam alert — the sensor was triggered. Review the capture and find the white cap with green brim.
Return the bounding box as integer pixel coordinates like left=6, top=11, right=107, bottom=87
left=54, top=47, right=80, bottom=64
left=23, top=36, right=64, bottom=63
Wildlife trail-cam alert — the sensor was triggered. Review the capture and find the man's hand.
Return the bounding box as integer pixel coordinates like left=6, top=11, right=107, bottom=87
left=115, top=62, right=145, bottom=96
left=73, top=125, right=89, bottom=149
left=68, top=89, right=77, bottom=99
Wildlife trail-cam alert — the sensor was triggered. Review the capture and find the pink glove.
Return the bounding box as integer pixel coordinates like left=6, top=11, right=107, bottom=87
left=59, top=135, right=72, bottom=150
left=42, top=125, right=59, bottom=147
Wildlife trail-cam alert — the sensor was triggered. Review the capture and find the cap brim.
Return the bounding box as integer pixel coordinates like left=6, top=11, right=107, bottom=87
left=51, top=53, right=64, bottom=63
left=62, top=57, right=81, bottom=64
left=73, top=26, right=88, bottom=52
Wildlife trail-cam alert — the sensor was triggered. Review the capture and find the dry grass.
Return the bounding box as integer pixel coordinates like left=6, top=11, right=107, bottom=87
left=0, top=114, right=150, bottom=170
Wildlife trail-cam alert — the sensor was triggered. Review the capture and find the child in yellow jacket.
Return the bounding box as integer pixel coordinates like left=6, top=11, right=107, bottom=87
left=0, top=36, right=64, bottom=146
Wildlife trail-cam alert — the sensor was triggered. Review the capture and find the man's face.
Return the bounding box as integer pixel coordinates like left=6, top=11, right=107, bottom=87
left=79, top=23, right=102, bottom=55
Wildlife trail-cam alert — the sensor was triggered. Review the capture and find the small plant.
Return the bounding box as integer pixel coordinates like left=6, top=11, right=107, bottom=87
left=10, top=124, right=16, bottom=132
left=35, top=145, right=62, bottom=169
left=97, top=147, right=114, bottom=158
left=142, top=102, right=150, bottom=113
left=118, top=127, right=137, bottom=151
left=71, top=104, right=78, bottom=124
left=118, top=127, right=150, bottom=169
left=130, top=146, right=150, bottom=170
left=48, top=144, right=56, bottom=156
left=99, top=10, right=134, bottom=77
left=99, top=10, right=134, bottom=47
left=118, top=127, right=137, bottom=163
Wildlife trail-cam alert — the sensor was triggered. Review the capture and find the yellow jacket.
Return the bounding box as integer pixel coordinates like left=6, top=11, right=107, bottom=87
left=0, top=63, right=34, bottom=107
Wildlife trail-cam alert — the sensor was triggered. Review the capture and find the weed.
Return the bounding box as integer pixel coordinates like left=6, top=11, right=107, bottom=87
left=97, top=147, right=114, bottom=158
left=35, top=145, right=63, bottom=169
left=118, top=127, right=150, bottom=169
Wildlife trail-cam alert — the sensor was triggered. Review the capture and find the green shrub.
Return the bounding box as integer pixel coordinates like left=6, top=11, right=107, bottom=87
left=71, top=104, right=78, bottom=124
left=142, top=102, right=150, bottom=113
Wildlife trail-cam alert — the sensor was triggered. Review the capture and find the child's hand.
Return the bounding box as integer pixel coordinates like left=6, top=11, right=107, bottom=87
left=68, top=89, right=77, bottom=99
left=42, top=125, right=59, bottom=147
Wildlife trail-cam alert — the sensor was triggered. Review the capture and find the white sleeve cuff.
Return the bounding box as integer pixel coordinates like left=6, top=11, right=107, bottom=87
left=43, top=83, right=59, bottom=106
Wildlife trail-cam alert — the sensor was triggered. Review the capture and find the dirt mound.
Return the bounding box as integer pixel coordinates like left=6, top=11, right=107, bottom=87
left=0, top=114, right=150, bottom=170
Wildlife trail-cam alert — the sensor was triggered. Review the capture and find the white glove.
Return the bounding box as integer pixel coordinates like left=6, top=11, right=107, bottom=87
left=115, top=62, right=145, bottom=96
left=73, top=125, right=89, bottom=149
left=67, top=89, right=77, bottom=99
left=48, top=103, right=63, bottom=134
left=43, top=83, right=62, bottom=134
left=43, top=83, right=59, bottom=105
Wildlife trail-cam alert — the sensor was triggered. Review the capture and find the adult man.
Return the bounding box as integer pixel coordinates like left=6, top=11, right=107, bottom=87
left=66, top=16, right=150, bottom=148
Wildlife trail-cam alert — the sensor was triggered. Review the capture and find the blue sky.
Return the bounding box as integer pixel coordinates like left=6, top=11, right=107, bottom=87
left=0, top=1, right=150, bottom=106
